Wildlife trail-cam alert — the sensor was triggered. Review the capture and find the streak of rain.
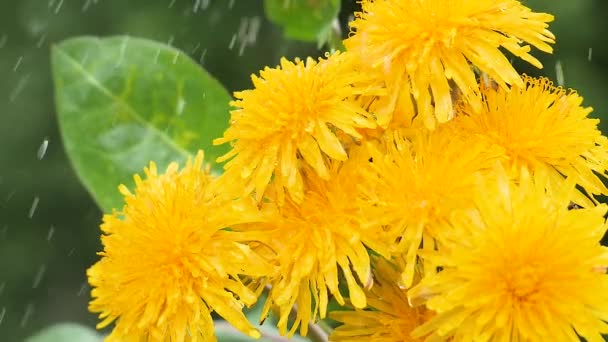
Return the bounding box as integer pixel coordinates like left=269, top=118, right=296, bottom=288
left=20, top=303, right=35, bottom=328
left=0, top=307, right=5, bottom=326
left=154, top=48, right=161, bottom=64
left=199, top=48, right=207, bottom=65
left=13, top=56, right=23, bottom=72
left=36, top=34, right=47, bottom=48
left=37, top=138, right=49, bottom=160
left=9, top=74, right=30, bottom=103
left=28, top=196, right=40, bottom=219
left=54, top=0, right=64, bottom=14
left=0, top=34, right=7, bottom=48
left=47, top=225, right=55, bottom=241
left=77, top=282, right=88, bottom=296
left=32, top=264, right=46, bottom=289
left=555, top=60, right=564, bottom=86
left=116, top=37, right=130, bottom=67
left=229, top=17, right=262, bottom=56
left=5, top=190, right=16, bottom=203
left=193, top=0, right=210, bottom=13
left=588, top=48, right=593, bottom=61
left=176, top=98, right=186, bottom=115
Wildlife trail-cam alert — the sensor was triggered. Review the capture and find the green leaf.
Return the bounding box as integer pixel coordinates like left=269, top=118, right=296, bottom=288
left=25, top=323, right=103, bottom=342
left=264, top=0, right=341, bottom=43
left=51, top=36, right=231, bottom=212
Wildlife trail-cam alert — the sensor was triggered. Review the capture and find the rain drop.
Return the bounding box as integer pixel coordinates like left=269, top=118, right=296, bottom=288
left=176, top=98, right=186, bottom=115
left=0, top=307, right=5, bottom=326
left=588, top=48, right=593, bottom=61
left=36, top=33, right=47, bottom=48
left=555, top=60, right=564, bottom=86
left=54, top=0, right=64, bottom=14
left=28, top=196, right=40, bottom=219
left=13, top=56, right=23, bottom=72
left=20, top=303, right=34, bottom=328
left=32, top=264, right=46, bottom=289
left=77, top=281, right=88, bottom=296
left=9, top=74, right=30, bottom=103
left=37, top=138, right=49, bottom=160
left=47, top=225, right=55, bottom=241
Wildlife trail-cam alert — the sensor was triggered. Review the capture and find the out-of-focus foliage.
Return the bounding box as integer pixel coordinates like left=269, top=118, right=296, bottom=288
left=52, top=36, right=231, bottom=211
left=264, top=0, right=341, bottom=42
left=25, top=323, right=103, bottom=342
left=0, top=0, right=605, bottom=341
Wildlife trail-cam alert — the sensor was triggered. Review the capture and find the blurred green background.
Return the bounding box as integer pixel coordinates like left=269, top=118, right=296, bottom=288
left=0, top=0, right=605, bottom=341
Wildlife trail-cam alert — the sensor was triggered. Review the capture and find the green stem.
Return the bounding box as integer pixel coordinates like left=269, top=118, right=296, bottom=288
left=307, top=322, right=329, bottom=342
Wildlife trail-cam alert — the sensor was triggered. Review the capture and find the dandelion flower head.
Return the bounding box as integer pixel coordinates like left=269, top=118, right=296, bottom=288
left=357, top=126, right=501, bottom=288
left=87, top=152, right=270, bottom=342
left=453, top=76, right=608, bottom=206
left=259, top=161, right=391, bottom=337
left=408, top=167, right=608, bottom=341
left=214, top=51, right=378, bottom=203
left=330, top=256, right=429, bottom=342
left=345, top=0, right=555, bottom=128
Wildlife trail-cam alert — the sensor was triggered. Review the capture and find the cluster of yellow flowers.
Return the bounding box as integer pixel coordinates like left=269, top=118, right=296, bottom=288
left=87, top=1, right=608, bottom=341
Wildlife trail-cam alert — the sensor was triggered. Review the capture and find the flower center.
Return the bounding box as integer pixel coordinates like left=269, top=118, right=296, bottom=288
left=505, top=264, right=540, bottom=300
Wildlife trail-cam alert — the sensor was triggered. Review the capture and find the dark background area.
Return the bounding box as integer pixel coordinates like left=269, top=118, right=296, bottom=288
left=0, top=0, right=605, bottom=341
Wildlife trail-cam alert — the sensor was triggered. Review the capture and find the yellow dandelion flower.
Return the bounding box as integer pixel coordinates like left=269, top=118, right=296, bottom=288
left=259, top=162, right=391, bottom=337
left=408, top=166, right=608, bottom=342
left=345, top=0, right=555, bottom=128
left=87, top=152, right=271, bottom=342
left=453, top=76, right=608, bottom=207
left=214, top=51, right=379, bottom=203
left=330, top=257, right=429, bottom=342
left=358, top=127, right=501, bottom=288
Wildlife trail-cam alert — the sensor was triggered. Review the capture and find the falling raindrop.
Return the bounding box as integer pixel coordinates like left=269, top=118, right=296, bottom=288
left=36, top=34, right=47, bottom=48
left=20, top=303, right=35, bottom=328
left=28, top=196, right=40, bottom=219
left=588, top=48, right=593, bottom=61
left=37, top=138, right=49, bottom=160
left=168, top=0, right=177, bottom=8
left=0, top=34, right=7, bottom=48
left=555, top=60, right=564, bottom=86
left=54, top=0, right=65, bottom=14
left=9, top=74, right=30, bottom=103
left=153, top=48, right=161, bottom=64
left=176, top=98, right=186, bottom=115
left=13, top=56, right=23, bottom=72
left=199, top=48, right=207, bottom=65
left=191, top=42, right=201, bottom=54
left=32, top=264, right=46, bottom=288
left=228, top=34, right=237, bottom=50
left=47, top=225, right=55, bottom=241
left=116, top=37, right=130, bottom=67
left=0, top=307, right=5, bottom=326
left=5, top=190, right=15, bottom=203
left=228, top=0, right=235, bottom=9
left=77, top=282, right=88, bottom=296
